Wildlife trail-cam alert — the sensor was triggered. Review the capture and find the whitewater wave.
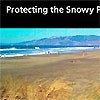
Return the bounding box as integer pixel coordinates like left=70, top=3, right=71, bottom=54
left=66, top=47, right=95, bottom=50
left=0, top=52, right=46, bottom=58
left=34, top=47, right=40, bottom=49
left=0, top=47, right=97, bottom=58
left=0, top=54, right=25, bottom=58
left=48, top=47, right=95, bottom=53
left=49, top=47, right=94, bottom=50
left=0, top=47, right=26, bottom=51
left=0, top=51, right=58, bottom=58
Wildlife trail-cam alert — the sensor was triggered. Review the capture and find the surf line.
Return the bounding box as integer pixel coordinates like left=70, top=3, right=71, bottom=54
left=66, top=6, right=94, bottom=15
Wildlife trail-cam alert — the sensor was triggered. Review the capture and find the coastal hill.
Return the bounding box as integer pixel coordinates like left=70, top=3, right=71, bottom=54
left=1, top=35, right=100, bottom=46
left=15, top=35, right=100, bottom=46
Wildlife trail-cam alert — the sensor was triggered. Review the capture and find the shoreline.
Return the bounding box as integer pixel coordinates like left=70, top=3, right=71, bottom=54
left=0, top=49, right=99, bottom=59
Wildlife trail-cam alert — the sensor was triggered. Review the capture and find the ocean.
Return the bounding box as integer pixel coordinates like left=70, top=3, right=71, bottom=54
left=0, top=45, right=98, bottom=58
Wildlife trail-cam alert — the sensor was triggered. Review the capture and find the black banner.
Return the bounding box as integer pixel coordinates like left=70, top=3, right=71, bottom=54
left=1, top=1, right=100, bottom=28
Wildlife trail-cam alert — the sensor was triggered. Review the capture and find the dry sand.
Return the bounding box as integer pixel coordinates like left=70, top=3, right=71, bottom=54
left=0, top=50, right=100, bottom=100
left=1, top=50, right=100, bottom=82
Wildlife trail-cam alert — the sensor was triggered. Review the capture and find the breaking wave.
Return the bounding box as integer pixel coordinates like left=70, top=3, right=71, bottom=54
left=0, top=46, right=97, bottom=58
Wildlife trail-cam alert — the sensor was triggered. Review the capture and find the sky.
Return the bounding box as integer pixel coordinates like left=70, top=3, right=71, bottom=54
left=0, top=28, right=100, bottom=43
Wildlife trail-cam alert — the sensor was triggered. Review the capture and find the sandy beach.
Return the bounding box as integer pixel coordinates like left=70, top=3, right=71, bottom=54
left=0, top=50, right=100, bottom=100
left=1, top=50, right=100, bottom=81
